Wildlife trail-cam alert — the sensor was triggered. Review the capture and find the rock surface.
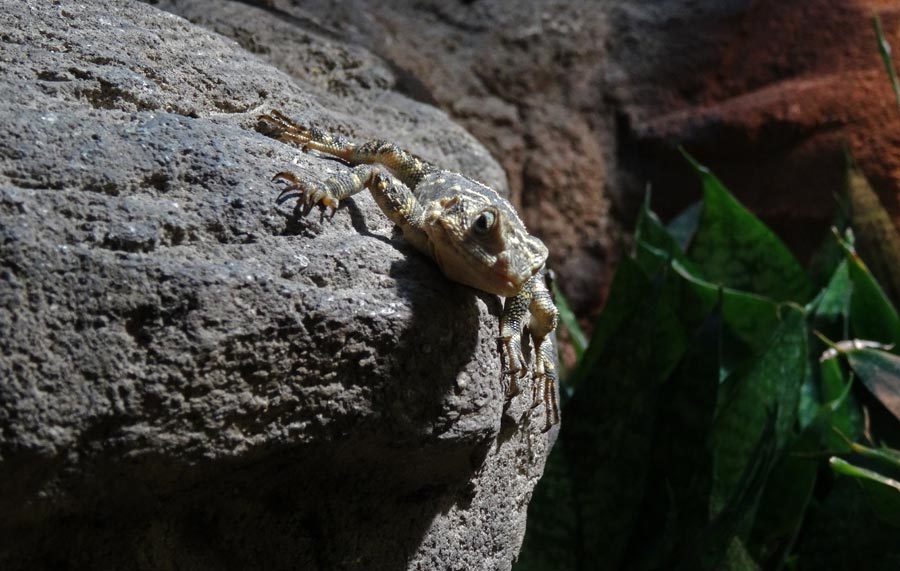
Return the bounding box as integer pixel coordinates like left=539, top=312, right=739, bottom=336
left=0, top=1, right=555, bottom=569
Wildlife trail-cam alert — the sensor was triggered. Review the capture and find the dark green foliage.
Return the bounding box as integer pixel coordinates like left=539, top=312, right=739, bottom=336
left=845, top=243, right=900, bottom=350
left=517, top=154, right=900, bottom=571
left=681, top=150, right=813, bottom=303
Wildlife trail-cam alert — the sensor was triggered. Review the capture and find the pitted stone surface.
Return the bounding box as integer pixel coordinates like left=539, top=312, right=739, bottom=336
left=0, top=1, right=555, bottom=569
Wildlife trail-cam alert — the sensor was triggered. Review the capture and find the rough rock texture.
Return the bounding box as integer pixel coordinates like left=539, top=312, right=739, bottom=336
left=0, top=1, right=556, bottom=569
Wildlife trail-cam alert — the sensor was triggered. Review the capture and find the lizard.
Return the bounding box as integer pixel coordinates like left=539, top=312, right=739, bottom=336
left=257, top=110, right=560, bottom=432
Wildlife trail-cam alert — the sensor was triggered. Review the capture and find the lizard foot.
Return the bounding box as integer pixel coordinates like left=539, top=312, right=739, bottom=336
left=531, top=343, right=560, bottom=433
left=273, top=171, right=339, bottom=219
left=499, top=335, right=528, bottom=397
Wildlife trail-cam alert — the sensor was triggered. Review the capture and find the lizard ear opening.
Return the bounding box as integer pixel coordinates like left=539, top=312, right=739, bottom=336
left=439, top=196, right=460, bottom=209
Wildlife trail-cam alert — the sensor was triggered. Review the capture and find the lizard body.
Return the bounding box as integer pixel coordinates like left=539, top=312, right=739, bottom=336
left=258, top=110, right=559, bottom=431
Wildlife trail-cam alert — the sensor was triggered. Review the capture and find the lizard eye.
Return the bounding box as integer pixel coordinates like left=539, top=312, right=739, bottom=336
left=473, top=208, right=497, bottom=235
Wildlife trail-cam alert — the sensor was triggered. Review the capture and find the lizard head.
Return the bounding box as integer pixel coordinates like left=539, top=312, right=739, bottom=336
left=423, top=185, right=548, bottom=297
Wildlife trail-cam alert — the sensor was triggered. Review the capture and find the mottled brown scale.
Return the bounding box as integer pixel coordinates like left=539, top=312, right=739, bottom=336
left=257, top=110, right=559, bottom=432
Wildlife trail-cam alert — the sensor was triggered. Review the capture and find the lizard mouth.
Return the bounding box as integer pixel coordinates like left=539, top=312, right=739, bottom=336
left=490, top=251, right=541, bottom=294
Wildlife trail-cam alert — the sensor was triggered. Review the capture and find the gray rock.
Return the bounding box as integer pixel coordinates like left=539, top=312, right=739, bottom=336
left=0, top=1, right=555, bottom=569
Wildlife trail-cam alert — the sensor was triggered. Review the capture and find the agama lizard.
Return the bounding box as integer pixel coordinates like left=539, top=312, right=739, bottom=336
left=258, top=110, right=559, bottom=432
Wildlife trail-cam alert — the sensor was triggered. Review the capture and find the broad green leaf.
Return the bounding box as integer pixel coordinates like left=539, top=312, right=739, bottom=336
left=830, top=457, right=900, bottom=527
left=568, top=258, right=652, bottom=388
left=673, top=262, right=779, bottom=357
left=846, top=348, right=900, bottom=422
left=817, top=356, right=863, bottom=450
left=806, top=261, right=858, bottom=439
left=674, top=415, right=776, bottom=571
left=634, top=240, right=674, bottom=281
left=681, top=150, right=813, bottom=303
left=519, top=256, right=689, bottom=570
left=749, top=431, right=818, bottom=566
left=846, top=158, right=900, bottom=308
left=844, top=239, right=900, bottom=350
left=621, top=311, right=721, bottom=570
left=797, top=366, right=820, bottom=431
left=809, top=260, right=850, bottom=326
left=711, top=305, right=807, bottom=514
left=667, top=201, right=703, bottom=252
left=635, top=192, right=689, bottom=264
left=634, top=193, right=696, bottom=278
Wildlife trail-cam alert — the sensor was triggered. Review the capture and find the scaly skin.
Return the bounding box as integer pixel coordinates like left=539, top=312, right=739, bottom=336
left=258, top=110, right=560, bottom=432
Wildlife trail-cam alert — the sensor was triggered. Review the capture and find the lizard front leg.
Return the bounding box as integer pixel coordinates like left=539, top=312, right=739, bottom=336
left=500, top=288, right=531, bottom=398
left=273, top=164, right=379, bottom=219
left=527, top=274, right=560, bottom=431
left=499, top=273, right=560, bottom=432
left=274, top=164, right=431, bottom=253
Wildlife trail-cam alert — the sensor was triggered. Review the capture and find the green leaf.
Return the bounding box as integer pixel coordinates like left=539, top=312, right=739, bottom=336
left=672, top=262, right=780, bottom=358
left=519, top=256, right=689, bottom=570
left=830, top=456, right=900, bottom=527
left=749, top=430, right=818, bottom=567
left=817, top=355, right=863, bottom=450
left=807, top=205, right=849, bottom=291
left=681, top=150, right=813, bottom=303
left=621, top=311, right=721, bottom=570
left=809, top=260, right=850, bottom=326
left=850, top=441, right=900, bottom=471
left=676, top=414, right=777, bottom=571
left=568, top=258, right=652, bottom=388
left=844, top=238, right=900, bottom=350
left=710, top=305, right=808, bottom=514
left=634, top=192, right=694, bottom=277
left=636, top=192, right=687, bottom=261
left=667, top=201, right=703, bottom=252
left=846, top=348, right=900, bottom=422
left=797, top=365, right=820, bottom=431
left=719, top=539, right=762, bottom=571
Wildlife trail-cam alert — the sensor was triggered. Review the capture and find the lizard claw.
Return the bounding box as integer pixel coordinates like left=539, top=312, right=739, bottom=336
left=499, top=335, right=528, bottom=397
left=533, top=343, right=560, bottom=432
left=272, top=171, right=340, bottom=219
left=530, top=374, right=544, bottom=409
